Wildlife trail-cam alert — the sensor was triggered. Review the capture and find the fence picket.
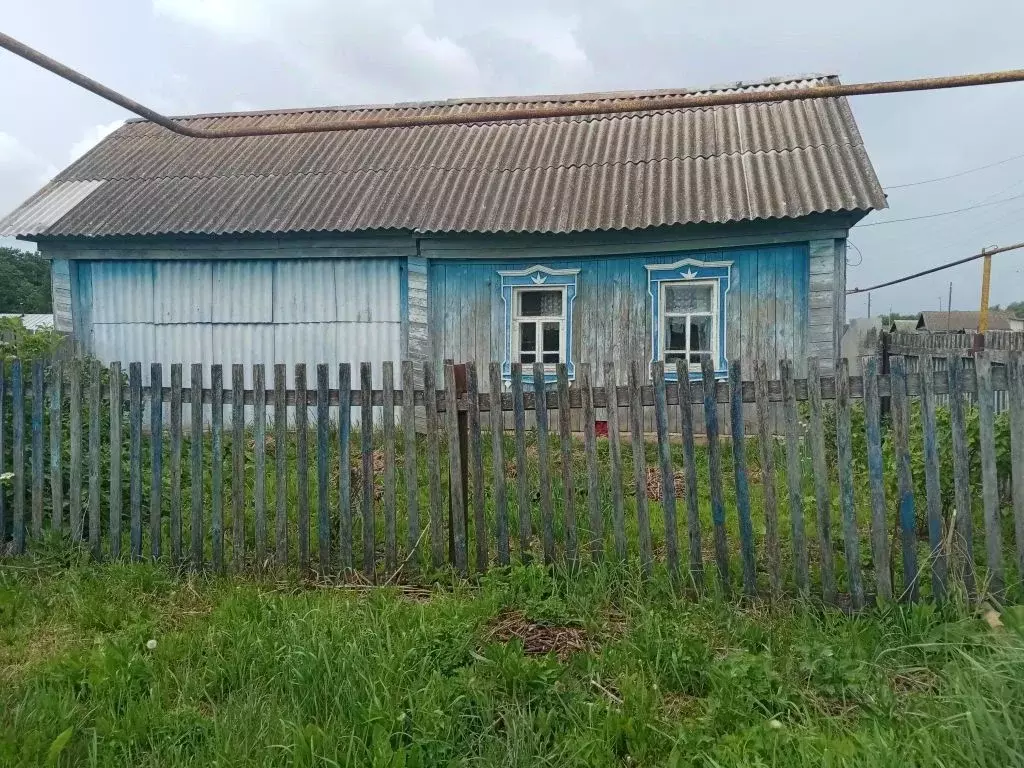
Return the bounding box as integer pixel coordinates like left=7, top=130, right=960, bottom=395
left=0, top=360, right=6, bottom=544
left=556, top=364, right=577, bottom=564
left=150, top=363, right=163, bottom=560
left=294, top=364, right=308, bottom=572
left=49, top=361, right=62, bottom=530
left=835, top=359, right=864, bottom=609
left=210, top=364, right=224, bottom=572
left=1007, top=351, right=1024, bottom=582
left=466, top=362, right=486, bottom=572
left=975, top=351, right=1004, bottom=595
left=807, top=358, right=836, bottom=603
left=400, top=361, right=419, bottom=566
left=533, top=362, right=555, bottom=564
left=890, top=357, right=919, bottom=602
left=424, top=364, right=444, bottom=568
left=947, top=357, right=976, bottom=597
left=12, top=360, right=25, bottom=554
left=444, top=361, right=467, bottom=575
left=676, top=361, right=704, bottom=590
left=580, top=363, right=601, bottom=562
left=383, top=361, right=398, bottom=573
left=190, top=365, right=203, bottom=566
left=754, top=360, right=782, bottom=598
left=31, top=361, right=43, bottom=539
left=317, top=363, right=330, bottom=573
left=339, top=363, right=353, bottom=571
left=605, top=362, right=627, bottom=561
left=170, top=364, right=182, bottom=564
left=779, top=360, right=808, bottom=595
left=68, top=359, right=82, bottom=543
left=919, top=361, right=947, bottom=601
left=628, top=361, right=653, bottom=577
left=701, top=356, right=730, bottom=596
left=489, top=362, right=509, bottom=565
left=129, top=362, right=143, bottom=562
left=728, top=360, right=756, bottom=596
left=511, top=364, right=531, bottom=561
left=863, top=357, right=891, bottom=601
left=232, top=364, right=246, bottom=568
left=88, top=361, right=101, bottom=558
left=273, top=364, right=287, bottom=567
left=252, top=364, right=265, bottom=564
left=361, top=363, right=376, bottom=580
left=652, top=362, right=680, bottom=583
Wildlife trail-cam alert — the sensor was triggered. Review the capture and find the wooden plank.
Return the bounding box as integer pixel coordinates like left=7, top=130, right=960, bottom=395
left=835, top=359, right=864, bottom=609
left=400, top=361, right=419, bottom=565
left=807, top=357, right=837, bottom=603
left=629, top=360, right=653, bottom=577
left=975, top=351, right=1004, bottom=595
left=947, top=357, right=975, bottom=597
left=129, top=362, right=143, bottom=561
left=48, top=361, right=62, bottom=530
left=424, top=364, right=445, bottom=568
left=533, top=362, right=555, bottom=564
left=889, top=357, right=919, bottom=601
left=466, top=362, right=486, bottom=572
left=30, top=361, right=44, bottom=539
left=382, top=362, right=398, bottom=573
left=338, top=363, right=353, bottom=570
left=556, top=363, right=578, bottom=564
left=919, top=361, right=947, bottom=601
left=251, top=364, right=265, bottom=565
left=169, top=364, right=183, bottom=565
left=676, top=362, right=703, bottom=589
left=232, top=364, right=246, bottom=568
left=1009, top=351, right=1024, bottom=585
left=316, top=363, right=331, bottom=573
left=273, top=364, right=287, bottom=567
left=444, top=361, right=468, bottom=574
left=605, top=362, right=627, bottom=561
left=862, top=357, right=891, bottom=602
left=580, top=363, right=601, bottom=562
left=294, top=364, right=309, bottom=572
left=702, top=356, right=730, bottom=596
left=361, top=362, right=376, bottom=580
left=11, top=361, right=25, bottom=554
left=511, top=364, right=532, bottom=561
left=754, top=359, right=781, bottom=597
left=68, top=359, right=82, bottom=543
left=0, top=361, right=6, bottom=546
left=729, top=360, right=756, bottom=596
left=190, top=364, right=203, bottom=568
left=489, top=362, right=509, bottom=566
left=87, top=361, right=101, bottom=558
left=149, top=363, right=163, bottom=560
left=652, top=362, right=680, bottom=583
left=210, top=364, right=224, bottom=572
left=779, top=359, right=808, bottom=595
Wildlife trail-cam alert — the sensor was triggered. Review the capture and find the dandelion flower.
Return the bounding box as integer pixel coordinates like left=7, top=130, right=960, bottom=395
left=768, top=719, right=783, bottom=730
left=145, top=639, right=157, bottom=651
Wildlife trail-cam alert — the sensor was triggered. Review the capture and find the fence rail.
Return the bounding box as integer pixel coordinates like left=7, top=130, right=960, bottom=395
left=2, top=353, right=1024, bottom=609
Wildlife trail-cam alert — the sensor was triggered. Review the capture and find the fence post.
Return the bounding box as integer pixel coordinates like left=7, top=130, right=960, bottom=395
left=446, top=362, right=469, bottom=570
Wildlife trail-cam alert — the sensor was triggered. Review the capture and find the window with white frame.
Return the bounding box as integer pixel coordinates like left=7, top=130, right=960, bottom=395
left=659, top=280, right=719, bottom=370
left=511, top=286, right=566, bottom=367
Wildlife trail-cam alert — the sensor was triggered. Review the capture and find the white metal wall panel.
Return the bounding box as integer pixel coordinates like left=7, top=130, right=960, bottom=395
left=93, top=324, right=157, bottom=375
left=273, top=261, right=337, bottom=322
left=336, top=259, right=401, bottom=322
left=154, top=262, right=212, bottom=323
left=209, top=324, right=276, bottom=386
left=212, top=261, right=273, bottom=322
left=91, top=262, right=154, bottom=322
left=154, top=323, right=215, bottom=371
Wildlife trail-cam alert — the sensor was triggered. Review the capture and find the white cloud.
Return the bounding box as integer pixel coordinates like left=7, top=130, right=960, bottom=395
left=0, top=132, right=39, bottom=170
left=67, top=120, right=125, bottom=163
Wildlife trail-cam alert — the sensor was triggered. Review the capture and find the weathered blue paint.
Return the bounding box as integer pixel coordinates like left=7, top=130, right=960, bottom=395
left=701, top=356, right=730, bottom=595
left=728, top=360, right=756, bottom=595
left=863, top=357, right=891, bottom=601
left=498, top=265, right=580, bottom=382
left=890, top=357, right=919, bottom=601
left=835, top=359, right=864, bottom=609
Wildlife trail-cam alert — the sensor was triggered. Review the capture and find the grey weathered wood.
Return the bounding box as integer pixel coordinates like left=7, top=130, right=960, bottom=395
left=511, top=364, right=532, bottom=561
left=169, top=364, right=182, bottom=565
left=702, top=356, right=729, bottom=595
left=87, top=361, right=101, bottom=558
left=401, top=361, right=420, bottom=564
left=30, top=361, right=44, bottom=539
left=338, top=364, right=353, bottom=570
left=0, top=361, right=6, bottom=546
left=149, top=363, right=163, bottom=560
left=68, top=359, right=82, bottom=543
left=652, top=362, right=680, bottom=583
left=273, top=364, right=288, bottom=567
left=210, top=364, right=224, bottom=572
left=835, top=359, right=864, bottom=609
left=361, top=362, right=376, bottom=580
left=382, top=361, right=398, bottom=573
left=316, top=363, right=331, bottom=573
left=862, top=357, right=891, bottom=602
left=423, top=364, right=445, bottom=568
left=580, top=363, right=601, bottom=562
left=48, top=361, right=62, bottom=530
left=779, top=360, right=808, bottom=594
left=676, top=362, right=703, bottom=589
left=975, top=351, right=1003, bottom=595
left=294, top=364, right=309, bottom=572
left=129, top=362, right=143, bottom=561
left=754, top=360, right=782, bottom=597
left=488, top=362, right=509, bottom=565
left=533, top=362, right=555, bottom=564
left=556, top=363, right=578, bottom=564
left=628, top=360, right=654, bottom=576
left=604, top=362, right=627, bottom=561
left=919, top=361, right=947, bottom=602
left=11, top=361, right=25, bottom=553
left=190, top=364, right=203, bottom=567
left=110, top=363, right=124, bottom=559
left=1009, top=351, right=1024, bottom=584
left=466, top=362, right=486, bottom=572
left=232, top=364, right=246, bottom=568
left=444, top=361, right=468, bottom=575
left=252, top=364, right=265, bottom=564
left=807, top=357, right=836, bottom=603
left=890, top=357, right=919, bottom=601
left=728, top=360, right=756, bottom=596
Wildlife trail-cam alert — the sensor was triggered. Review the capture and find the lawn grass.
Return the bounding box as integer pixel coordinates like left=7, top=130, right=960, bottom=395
left=3, top=549, right=1024, bottom=767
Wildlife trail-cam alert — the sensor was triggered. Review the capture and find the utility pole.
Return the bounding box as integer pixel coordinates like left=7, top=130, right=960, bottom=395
left=979, top=246, right=995, bottom=333
left=867, top=293, right=872, bottom=318
left=946, top=282, right=953, bottom=334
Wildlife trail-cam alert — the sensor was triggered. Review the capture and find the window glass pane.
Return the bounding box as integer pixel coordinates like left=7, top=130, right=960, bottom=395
left=542, top=353, right=560, bottom=364
left=521, top=353, right=536, bottom=364
left=690, top=316, right=712, bottom=351
left=665, top=284, right=712, bottom=314
left=689, top=352, right=710, bottom=365
left=665, top=317, right=687, bottom=351
left=520, top=289, right=562, bottom=317
left=665, top=352, right=688, bottom=366
left=520, top=322, right=536, bottom=352
left=542, top=322, right=560, bottom=353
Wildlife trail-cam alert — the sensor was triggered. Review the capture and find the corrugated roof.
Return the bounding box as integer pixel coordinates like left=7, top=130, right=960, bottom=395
left=0, top=75, right=886, bottom=239
left=0, top=313, right=55, bottom=331
left=918, top=311, right=1013, bottom=332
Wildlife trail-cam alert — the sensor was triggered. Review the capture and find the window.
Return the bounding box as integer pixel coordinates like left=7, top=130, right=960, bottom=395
left=499, top=265, right=579, bottom=383
left=660, top=281, right=717, bottom=370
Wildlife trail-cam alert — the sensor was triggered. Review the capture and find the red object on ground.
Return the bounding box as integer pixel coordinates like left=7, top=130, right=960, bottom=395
left=595, top=420, right=609, bottom=437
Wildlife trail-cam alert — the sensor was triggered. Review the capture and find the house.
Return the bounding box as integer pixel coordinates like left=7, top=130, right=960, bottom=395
left=0, top=75, right=885, bottom=398
left=916, top=311, right=1014, bottom=333
left=0, top=314, right=55, bottom=332
left=889, top=319, right=918, bottom=333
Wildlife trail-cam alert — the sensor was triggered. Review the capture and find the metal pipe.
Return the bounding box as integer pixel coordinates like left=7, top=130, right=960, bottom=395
left=847, top=241, right=1024, bottom=295
left=3, top=29, right=1024, bottom=139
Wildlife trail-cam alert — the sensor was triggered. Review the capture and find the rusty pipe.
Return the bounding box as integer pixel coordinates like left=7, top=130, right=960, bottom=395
left=4, top=29, right=1024, bottom=139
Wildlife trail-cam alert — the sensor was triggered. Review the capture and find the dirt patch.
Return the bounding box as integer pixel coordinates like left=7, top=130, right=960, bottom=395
left=645, top=466, right=685, bottom=501
left=890, top=667, right=940, bottom=695
left=486, top=610, right=593, bottom=661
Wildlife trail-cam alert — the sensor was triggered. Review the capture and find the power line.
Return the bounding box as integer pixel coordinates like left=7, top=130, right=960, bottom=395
left=884, top=151, right=1024, bottom=189
left=846, top=241, right=1024, bottom=295
left=857, top=191, right=1024, bottom=227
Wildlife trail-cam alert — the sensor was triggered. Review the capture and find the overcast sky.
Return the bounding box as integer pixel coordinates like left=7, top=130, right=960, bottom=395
left=2, top=0, right=1023, bottom=316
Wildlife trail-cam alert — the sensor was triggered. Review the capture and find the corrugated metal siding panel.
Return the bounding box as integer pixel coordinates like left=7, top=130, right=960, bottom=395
left=208, top=324, right=276, bottom=385
left=154, top=261, right=212, bottom=323
left=51, top=259, right=72, bottom=331
left=154, top=323, right=215, bottom=370
left=93, top=323, right=157, bottom=372
left=91, top=262, right=154, bottom=322
left=273, top=261, right=337, bottom=322
left=335, top=259, right=401, bottom=322
left=212, top=261, right=273, bottom=322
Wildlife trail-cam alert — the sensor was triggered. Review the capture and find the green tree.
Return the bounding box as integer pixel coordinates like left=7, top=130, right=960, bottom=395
left=0, top=246, right=51, bottom=313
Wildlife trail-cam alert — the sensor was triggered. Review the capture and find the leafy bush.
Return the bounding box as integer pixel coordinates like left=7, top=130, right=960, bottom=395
left=0, top=316, right=66, bottom=361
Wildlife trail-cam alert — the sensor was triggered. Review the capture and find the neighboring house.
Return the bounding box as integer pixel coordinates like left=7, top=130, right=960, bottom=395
left=840, top=317, right=882, bottom=375
left=0, top=313, right=54, bottom=332
left=916, top=311, right=1014, bottom=333
left=0, top=75, right=885, bottom=395
left=889, top=319, right=918, bottom=333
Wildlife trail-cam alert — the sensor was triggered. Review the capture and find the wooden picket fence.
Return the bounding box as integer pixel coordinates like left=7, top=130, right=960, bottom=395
left=2, top=353, right=1024, bottom=608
